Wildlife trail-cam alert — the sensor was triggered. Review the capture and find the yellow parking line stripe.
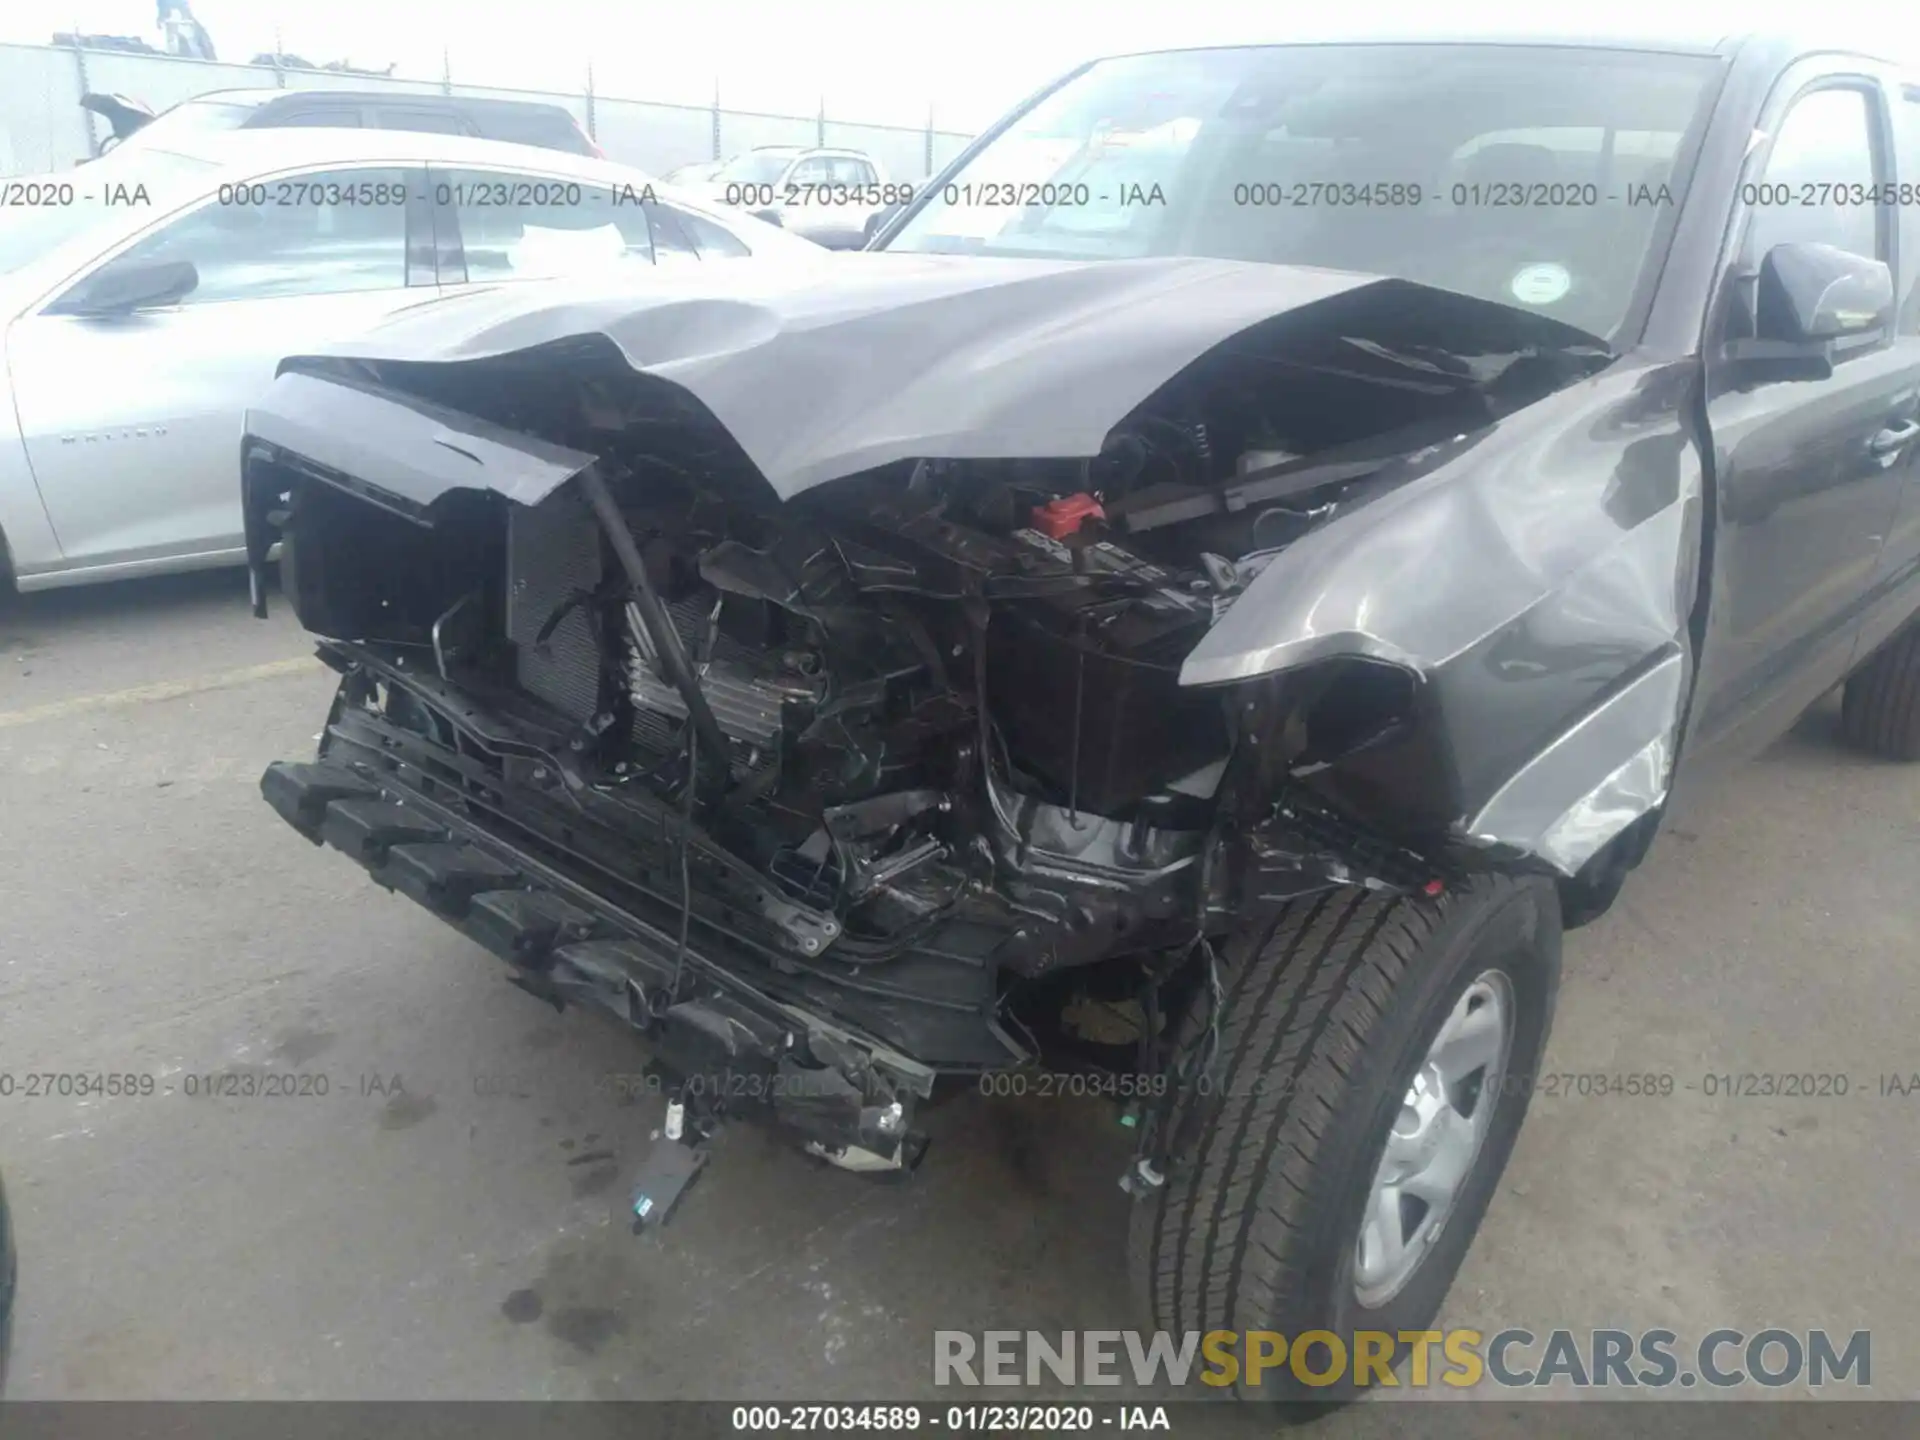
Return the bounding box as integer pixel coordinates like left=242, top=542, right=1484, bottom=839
left=0, top=656, right=319, bottom=729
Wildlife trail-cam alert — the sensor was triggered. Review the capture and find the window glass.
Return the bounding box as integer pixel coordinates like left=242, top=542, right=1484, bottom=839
left=647, top=204, right=701, bottom=260
left=715, top=151, right=800, bottom=184
left=664, top=160, right=722, bottom=185
left=1747, top=87, right=1881, bottom=263
left=441, top=167, right=653, bottom=280
left=884, top=44, right=1725, bottom=341
left=672, top=205, right=751, bottom=258
left=66, top=166, right=409, bottom=305
left=828, top=156, right=874, bottom=185
left=98, top=97, right=259, bottom=155
left=376, top=108, right=467, bottom=136
left=0, top=151, right=218, bottom=278
left=271, top=107, right=363, bottom=129
left=787, top=156, right=833, bottom=186
left=486, top=114, right=590, bottom=153
left=1894, top=96, right=1920, bottom=333
left=1448, top=127, right=1678, bottom=191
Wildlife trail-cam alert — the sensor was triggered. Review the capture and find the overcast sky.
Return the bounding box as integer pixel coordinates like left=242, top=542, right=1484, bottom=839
left=0, top=1, right=1904, bottom=131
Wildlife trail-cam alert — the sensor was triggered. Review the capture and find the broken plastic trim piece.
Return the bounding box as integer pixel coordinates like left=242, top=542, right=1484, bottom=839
left=805, top=1140, right=906, bottom=1173
left=629, top=1133, right=709, bottom=1231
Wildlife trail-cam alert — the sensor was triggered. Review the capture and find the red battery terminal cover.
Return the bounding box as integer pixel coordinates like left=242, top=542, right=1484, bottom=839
left=1030, top=493, right=1106, bottom=539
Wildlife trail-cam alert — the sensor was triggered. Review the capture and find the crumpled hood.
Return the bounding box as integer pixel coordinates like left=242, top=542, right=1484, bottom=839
left=246, top=253, right=1684, bottom=879
left=269, top=252, right=1597, bottom=501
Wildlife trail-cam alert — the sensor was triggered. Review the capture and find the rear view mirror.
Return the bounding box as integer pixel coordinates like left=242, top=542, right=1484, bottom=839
left=55, top=259, right=199, bottom=317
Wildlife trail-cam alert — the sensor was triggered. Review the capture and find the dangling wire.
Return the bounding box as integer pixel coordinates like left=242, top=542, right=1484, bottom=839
left=1172, top=760, right=1233, bottom=1090
left=1187, top=934, right=1224, bottom=1086
left=659, top=724, right=698, bottom=1016
left=661, top=599, right=721, bottom=1012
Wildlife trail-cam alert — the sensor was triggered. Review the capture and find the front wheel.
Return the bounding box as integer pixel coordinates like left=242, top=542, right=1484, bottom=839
left=1128, top=875, right=1561, bottom=1400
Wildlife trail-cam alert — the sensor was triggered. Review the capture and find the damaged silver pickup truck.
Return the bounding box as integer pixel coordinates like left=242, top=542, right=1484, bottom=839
left=247, top=35, right=1920, bottom=1391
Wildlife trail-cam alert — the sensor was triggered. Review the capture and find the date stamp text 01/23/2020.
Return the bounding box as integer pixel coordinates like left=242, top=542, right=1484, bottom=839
left=0, top=1070, right=407, bottom=1099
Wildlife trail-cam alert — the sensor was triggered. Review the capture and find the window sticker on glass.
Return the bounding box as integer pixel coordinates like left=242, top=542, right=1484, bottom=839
left=1510, top=262, right=1572, bottom=306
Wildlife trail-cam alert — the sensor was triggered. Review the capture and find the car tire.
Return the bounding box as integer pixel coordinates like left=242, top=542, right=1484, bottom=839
left=1840, top=623, right=1920, bottom=761
left=1128, top=875, right=1561, bottom=1400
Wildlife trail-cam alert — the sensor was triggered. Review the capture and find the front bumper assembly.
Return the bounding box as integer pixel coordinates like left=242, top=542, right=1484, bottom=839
left=260, top=746, right=933, bottom=1170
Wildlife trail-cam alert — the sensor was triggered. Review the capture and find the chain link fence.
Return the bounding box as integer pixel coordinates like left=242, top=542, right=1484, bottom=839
left=0, top=42, right=977, bottom=179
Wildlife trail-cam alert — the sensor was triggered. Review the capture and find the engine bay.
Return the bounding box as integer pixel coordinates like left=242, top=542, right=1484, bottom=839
left=393, top=323, right=1589, bottom=964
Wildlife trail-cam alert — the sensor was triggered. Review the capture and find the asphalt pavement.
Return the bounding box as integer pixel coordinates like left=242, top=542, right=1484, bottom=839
left=0, top=567, right=1915, bottom=1406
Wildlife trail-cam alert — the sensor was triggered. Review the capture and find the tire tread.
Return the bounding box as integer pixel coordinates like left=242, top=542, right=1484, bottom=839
left=1842, top=627, right=1920, bottom=761
left=1133, top=880, right=1497, bottom=1337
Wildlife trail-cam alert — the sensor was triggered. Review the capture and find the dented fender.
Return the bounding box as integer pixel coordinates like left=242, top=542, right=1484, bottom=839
left=1185, top=359, right=1705, bottom=875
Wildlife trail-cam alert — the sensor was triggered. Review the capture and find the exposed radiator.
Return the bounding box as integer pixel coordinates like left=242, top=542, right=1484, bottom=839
left=506, top=493, right=823, bottom=772
left=506, top=491, right=605, bottom=723
left=626, top=594, right=823, bottom=773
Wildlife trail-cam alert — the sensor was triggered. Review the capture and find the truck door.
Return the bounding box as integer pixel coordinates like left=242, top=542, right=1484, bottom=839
left=1850, top=82, right=1920, bottom=662
left=1690, top=74, right=1918, bottom=754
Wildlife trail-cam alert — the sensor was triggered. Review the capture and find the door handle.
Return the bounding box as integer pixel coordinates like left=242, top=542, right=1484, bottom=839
left=1868, top=420, right=1920, bottom=455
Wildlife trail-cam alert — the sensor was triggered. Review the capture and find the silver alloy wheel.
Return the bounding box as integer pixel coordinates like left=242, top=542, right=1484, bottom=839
left=1352, top=970, right=1513, bottom=1306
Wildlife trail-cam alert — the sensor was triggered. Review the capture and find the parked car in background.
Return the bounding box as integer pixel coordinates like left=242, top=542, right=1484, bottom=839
left=0, top=129, right=823, bottom=595
left=77, top=86, right=603, bottom=163
left=663, top=159, right=725, bottom=186
left=698, top=145, right=899, bottom=248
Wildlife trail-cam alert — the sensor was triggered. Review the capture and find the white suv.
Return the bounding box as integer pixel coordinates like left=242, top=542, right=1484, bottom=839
left=701, top=147, right=903, bottom=249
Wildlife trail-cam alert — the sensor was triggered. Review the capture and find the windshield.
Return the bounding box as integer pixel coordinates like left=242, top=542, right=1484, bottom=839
left=0, top=150, right=220, bottom=277
left=103, top=96, right=260, bottom=156
left=883, top=44, right=1723, bottom=340
left=716, top=151, right=799, bottom=184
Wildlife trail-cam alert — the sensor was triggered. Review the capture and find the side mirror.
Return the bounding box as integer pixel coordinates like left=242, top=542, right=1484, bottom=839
left=54, top=259, right=199, bottom=317
left=1757, top=241, right=1892, bottom=344
left=1724, top=242, right=1892, bottom=383
left=750, top=208, right=784, bottom=227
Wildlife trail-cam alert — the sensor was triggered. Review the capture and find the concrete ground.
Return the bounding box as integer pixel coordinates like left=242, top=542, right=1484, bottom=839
left=1, top=567, right=1915, bottom=1407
